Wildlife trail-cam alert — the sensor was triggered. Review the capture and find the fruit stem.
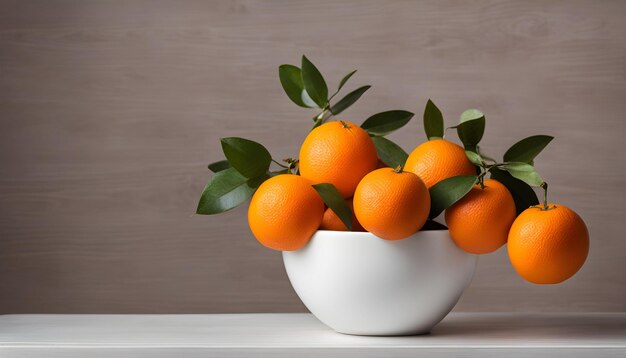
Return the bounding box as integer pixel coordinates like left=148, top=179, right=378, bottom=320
left=283, top=158, right=299, bottom=174
left=477, top=170, right=486, bottom=189
left=394, top=165, right=403, bottom=173
left=290, top=159, right=299, bottom=172
left=340, top=120, right=351, bottom=129
left=541, top=182, right=548, bottom=210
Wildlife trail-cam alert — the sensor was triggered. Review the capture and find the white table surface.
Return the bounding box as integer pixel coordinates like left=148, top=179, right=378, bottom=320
left=0, top=313, right=625, bottom=357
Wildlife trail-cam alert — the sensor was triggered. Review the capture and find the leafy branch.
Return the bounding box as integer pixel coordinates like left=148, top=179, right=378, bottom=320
left=279, top=55, right=373, bottom=129
left=279, top=55, right=414, bottom=168
left=423, top=100, right=554, bottom=217
left=198, top=138, right=296, bottom=215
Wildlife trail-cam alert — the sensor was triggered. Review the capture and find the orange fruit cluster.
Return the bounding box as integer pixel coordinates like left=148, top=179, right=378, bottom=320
left=200, top=57, right=590, bottom=288
left=249, top=120, right=433, bottom=249
left=248, top=119, right=473, bottom=247
left=245, top=117, right=588, bottom=285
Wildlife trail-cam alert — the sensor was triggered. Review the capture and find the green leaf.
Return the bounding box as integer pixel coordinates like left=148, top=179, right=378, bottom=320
left=428, top=175, right=477, bottom=218
left=330, top=85, right=371, bottom=115
left=220, top=137, right=272, bottom=178
left=371, top=136, right=409, bottom=168
left=489, top=167, right=539, bottom=215
left=300, top=89, right=318, bottom=108
left=337, top=70, right=357, bottom=92
left=460, top=109, right=484, bottom=123
left=420, top=219, right=448, bottom=231
left=301, top=55, right=328, bottom=108
left=196, top=168, right=266, bottom=215
left=423, top=99, right=444, bottom=140
left=456, top=110, right=485, bottom=151
left=361, top=110, right=414, bottom=136
left=464, top=150, right=483, bottom=166
left=312, top=183, right=352, bottom=230
left=503, top=135, right=554, bottom=164
left=278, top=65, right=313, bottom=108
left=502, top=162, right=544, bottom=186
left=208, top=160, right=231, bottom=173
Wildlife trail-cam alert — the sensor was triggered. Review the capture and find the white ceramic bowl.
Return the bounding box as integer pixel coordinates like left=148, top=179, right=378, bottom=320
left=283, top=229, right=477, bottom=336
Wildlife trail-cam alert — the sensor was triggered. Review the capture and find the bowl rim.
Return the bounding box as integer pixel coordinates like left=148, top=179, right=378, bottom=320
left=311, top=228, right=450, bottom=240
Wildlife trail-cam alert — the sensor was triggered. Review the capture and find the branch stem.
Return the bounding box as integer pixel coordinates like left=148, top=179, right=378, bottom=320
left=541, top=182, right=549, bottom=210
left=271, top=159, right=289, bottom=169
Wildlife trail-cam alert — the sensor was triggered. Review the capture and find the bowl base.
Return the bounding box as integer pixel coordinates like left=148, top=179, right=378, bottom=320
left=333, top=329, right=432, bottom=337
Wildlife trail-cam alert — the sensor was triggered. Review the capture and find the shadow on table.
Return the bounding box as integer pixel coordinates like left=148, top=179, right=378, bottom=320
left=429, top=313, right=626, bottom=341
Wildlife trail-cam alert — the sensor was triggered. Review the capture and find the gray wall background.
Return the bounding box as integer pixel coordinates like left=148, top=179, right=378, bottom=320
left=1, top=0, right=625, bottom=313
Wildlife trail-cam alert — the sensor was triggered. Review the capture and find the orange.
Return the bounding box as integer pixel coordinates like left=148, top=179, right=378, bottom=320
left=319, top=199, right=365, bottom=231
left=508, top=204, right=589, bottom=284
left=248, top=174, right=324, bottom=251
left=445, top=179, right=516, bottom=254
left=299, top=120, right=378, bottom=198
left=404, top=139, right=476, bottom=188
left=353, top=167, right=430, bottom=240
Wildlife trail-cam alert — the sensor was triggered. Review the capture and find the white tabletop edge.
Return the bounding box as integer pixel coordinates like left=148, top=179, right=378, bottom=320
left=1, top=312, right=624, bottom=350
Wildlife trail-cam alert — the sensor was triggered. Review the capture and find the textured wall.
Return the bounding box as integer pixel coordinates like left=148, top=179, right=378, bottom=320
left=0, top=0, right=624, bottom=313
